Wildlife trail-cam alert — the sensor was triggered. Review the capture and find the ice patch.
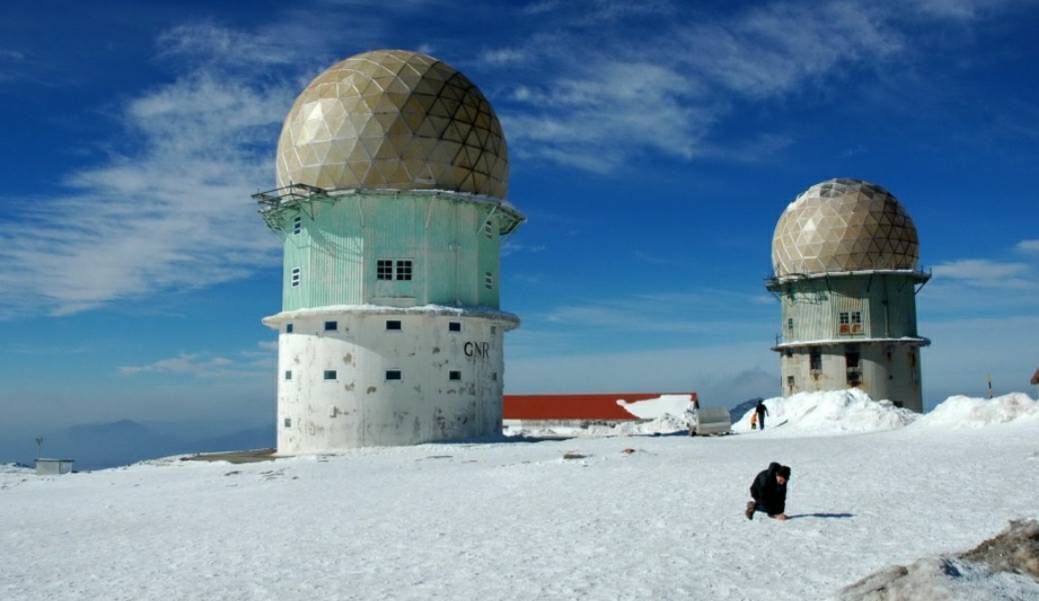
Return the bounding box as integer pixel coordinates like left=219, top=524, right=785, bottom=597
left=914, top=393, right=1039, bottom=430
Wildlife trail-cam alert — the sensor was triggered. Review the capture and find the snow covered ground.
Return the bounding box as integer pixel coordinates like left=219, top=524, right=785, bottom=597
left=2, top=394, right=1038, bottom=601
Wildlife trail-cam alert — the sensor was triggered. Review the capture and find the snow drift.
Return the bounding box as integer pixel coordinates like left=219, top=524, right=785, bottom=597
left=913, top=393, right=1039, bottom=430
left=732, top=389, right=917, bottom=435
left=838, top=519, right=1039, bottom=601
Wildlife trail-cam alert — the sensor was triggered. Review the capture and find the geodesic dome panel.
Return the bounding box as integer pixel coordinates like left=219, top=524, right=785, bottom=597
left=276, top=50, right=509, bottom=199
left=772, top=178, right=919, bottom=277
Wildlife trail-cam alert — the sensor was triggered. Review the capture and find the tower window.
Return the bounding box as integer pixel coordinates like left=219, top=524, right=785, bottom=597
left=484, top=272, right=494, bottom=289
left=787, top=318, right=794, bottom=331
left=449, top=370, right=461, bottom=381
left=284, top=370, right=292, bottom=381
left=386, top=320, right=402, bottom=331
left=851, top=311, right=862, bottom=324
left=449, top=321, right=461, bottom=332
left=484, top=221, right=494, bottom=239
left=786, top=375, right=795, bottom=393
left=490, top=326, right=497, bottom=335
left=324, top=321, right=337, bottom=331
left=810, top=349, right=822, bottom=371
left=286, top=323, right=293, bottom=333
left=396, top=260, right=413, bottom=281
left=291, top=267, right=301, bottom=287
left=491, top=372, right=498, bottom=381
left=283, top=417, right=292, bottom=428
left=323, top=370, right=336, bottom=380
left=292, top=215, right=302, bottom=235
left=386, top=370, right=402, bottom=381
left=377, top=260, right=393, bottom=280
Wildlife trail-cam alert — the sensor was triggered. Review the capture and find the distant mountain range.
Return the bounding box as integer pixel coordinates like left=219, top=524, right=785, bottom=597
left=10, top=419, right=275, bottom=471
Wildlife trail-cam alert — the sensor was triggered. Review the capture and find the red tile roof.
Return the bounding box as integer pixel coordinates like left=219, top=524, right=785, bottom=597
left=503, top=392, right=697, bottom=421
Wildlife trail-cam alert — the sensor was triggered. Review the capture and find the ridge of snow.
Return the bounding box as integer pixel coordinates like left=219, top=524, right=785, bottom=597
left=913, top=393, right=1039, bottom=430
left=732, top=389, right=918, bottom=436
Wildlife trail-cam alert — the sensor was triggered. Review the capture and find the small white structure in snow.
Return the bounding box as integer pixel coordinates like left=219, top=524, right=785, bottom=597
left=35, top=458, right=74, bottom=475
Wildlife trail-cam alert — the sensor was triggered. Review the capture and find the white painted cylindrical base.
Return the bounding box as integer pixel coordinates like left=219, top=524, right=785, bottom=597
left=264, top=307, right=515, bottom=453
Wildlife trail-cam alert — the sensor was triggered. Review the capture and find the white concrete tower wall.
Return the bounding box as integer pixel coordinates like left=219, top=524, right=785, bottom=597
left=266, top=308, right=515, bottom=452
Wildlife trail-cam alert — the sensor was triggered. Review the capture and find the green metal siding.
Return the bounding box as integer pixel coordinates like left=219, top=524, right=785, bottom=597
left=280, top=192, right=501, bottom=311
left=779, top=274, right=920, bottom=343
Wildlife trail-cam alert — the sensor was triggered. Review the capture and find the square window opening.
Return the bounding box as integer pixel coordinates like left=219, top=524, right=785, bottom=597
left=286, top=323, right=294, bottom=333
left=292, top=216, right=302, bottom=235
left=376, top=259, right=393, bottom=280
left=324, top=320, right=337, bottom=331
left=449, top=321, right=461, bottom=332
left=323, top=370, right=337, bottom=381
left=484, top=272, right=494, bottom=289
left=291, top=267, right=301, bottom=287
left=386, top=369, right=402, bottom=381
left=284, top=370, right=292, bottom=381
left=396, top=260, right=413, bottom=281
left=283, top=417, right=292, bottom=428
left=449, top=370, right=461, bottom=381
left=386, top=320, right=402, bottom=331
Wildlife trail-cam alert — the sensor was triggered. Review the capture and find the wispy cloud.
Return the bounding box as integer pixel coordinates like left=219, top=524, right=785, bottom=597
left=480, top=47, right=530, bottom=66
left=932, top=258, right=1033, bottom=287
left=501, top=240, right=547, bottom=257
left=119, top=340, right=276, bottom=377
left=0, top=24, right=313, bottom=318
left=493, top=0, right=1023, bottom=172
left=1015, top=239, right=1039, bottom=253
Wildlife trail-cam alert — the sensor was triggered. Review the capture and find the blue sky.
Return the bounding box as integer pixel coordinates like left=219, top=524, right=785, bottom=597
left=1, top=0, right=1038, bottom=441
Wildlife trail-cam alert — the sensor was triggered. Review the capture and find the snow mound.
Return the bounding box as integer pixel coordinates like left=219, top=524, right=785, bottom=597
left=732, top=389, right=918, bottom=436
left=838, top=519, right=1039, bottom=601
left=0, top=463, right=32, bottom=475
left=914, top=393, right=1039, bottom=430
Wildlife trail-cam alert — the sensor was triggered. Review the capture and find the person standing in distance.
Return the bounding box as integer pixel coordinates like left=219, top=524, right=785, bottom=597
left=755, top=400, right=769, bottom=430
left=745, top=462, right=791, bottom=521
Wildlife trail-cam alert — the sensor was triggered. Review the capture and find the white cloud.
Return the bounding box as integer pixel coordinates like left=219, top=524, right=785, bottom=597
left=932, top=259, right=1033, bottom=286
left=498, top=1, right=906, bottom=171
left=501, top=240, right=547, bottom=256
left=0, top=26, right=307, bottom=318
left=120, top=340, right=276, bottom=377
left=1015, top=239, right=1039, bottom=253
left=480, top=48, right=530, bottom=66
left=495, top=0, right=1023, bottom=172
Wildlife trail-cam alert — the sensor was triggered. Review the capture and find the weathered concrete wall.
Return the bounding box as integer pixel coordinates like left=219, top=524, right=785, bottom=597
left=780, top=343, right=922, bottom=411
left=270, top=310, right=510, bottom=452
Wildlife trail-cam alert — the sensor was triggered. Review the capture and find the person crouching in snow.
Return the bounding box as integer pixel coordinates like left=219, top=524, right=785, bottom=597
left=745, top=462, right=791, bottom=521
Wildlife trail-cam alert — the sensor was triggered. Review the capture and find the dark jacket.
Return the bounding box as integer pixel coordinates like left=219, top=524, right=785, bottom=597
left=750, top=462, right=787, bottom=515
left=755, top=403, right=769, bottom=417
